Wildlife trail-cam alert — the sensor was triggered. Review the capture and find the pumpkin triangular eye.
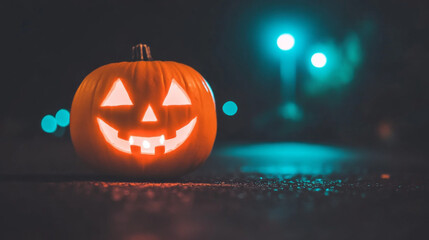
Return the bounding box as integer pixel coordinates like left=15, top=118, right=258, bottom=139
left=101, top=79, right=133, bottom=107
left=162, top=79, right=191, bottom=106
left=141, top=105, right=158, bottom=122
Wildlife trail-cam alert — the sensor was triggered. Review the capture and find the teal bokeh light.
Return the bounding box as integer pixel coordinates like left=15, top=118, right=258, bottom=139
left=277, top=33, right=295, bottom=51
left=304, top=35, right=363, bottom=95
left=306, top=41, right=340, bottom=81
left=55, top=109, right=70, bottom=127
left=311, top=53, right=327, bottom=68
left=280, top=102, right=302, bottom=121
left=222, top=101, right=238, bottom=116
left=41, top=115, right=57, bottom=133
left=257, top=14, right=309, bottom=62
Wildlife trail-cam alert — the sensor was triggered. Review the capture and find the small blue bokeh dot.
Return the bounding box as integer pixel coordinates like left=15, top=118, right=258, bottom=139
left=222, top=101, right=238, bottom=116
left=55, top=109, right=70, bottom=127
left=41, top=115, right=57, bottom=133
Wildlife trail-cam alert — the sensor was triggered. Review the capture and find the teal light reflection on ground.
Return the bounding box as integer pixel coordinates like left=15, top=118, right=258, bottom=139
left=215, top=143, right=360, bottom=175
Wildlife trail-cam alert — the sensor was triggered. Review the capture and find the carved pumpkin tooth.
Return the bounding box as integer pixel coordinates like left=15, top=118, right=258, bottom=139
left=117, top=131, right=129, bottom=140
left=165, top=130, right=176, bottom=139
left=130, top=145, right=141, bottom=154
left=155, top=146, right=165, bottom=155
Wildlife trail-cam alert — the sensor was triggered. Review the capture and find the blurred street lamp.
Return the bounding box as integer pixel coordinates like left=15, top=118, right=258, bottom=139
left=311, top=52, right=327, bottom=68
left=277, top=34, right=295, bottom=51
left=277, top=33, right=301, bottom=120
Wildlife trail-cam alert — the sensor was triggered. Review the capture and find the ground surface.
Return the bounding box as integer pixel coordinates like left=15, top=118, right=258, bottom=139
left=0, top=140, right=428, bottom=239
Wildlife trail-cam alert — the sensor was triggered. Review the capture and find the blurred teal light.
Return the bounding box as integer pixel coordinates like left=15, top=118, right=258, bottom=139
left=222, top=101, right=238, bottom=116
left=277, top=33, right=295, bottom=51
left=55, top=109, right=70, bottom=127
left=41, top=115, right=57, bottom=133
left=311, top=52, right=327, bottom=68
left=280, top=102, right=302, bottom=121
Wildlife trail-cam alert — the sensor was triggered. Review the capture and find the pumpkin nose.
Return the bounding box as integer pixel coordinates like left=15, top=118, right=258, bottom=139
left=141, top=104, right=158, bottom=122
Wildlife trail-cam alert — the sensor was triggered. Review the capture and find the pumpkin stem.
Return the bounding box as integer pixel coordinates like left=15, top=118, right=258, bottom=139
left=132, top=44, right=153, bottom=61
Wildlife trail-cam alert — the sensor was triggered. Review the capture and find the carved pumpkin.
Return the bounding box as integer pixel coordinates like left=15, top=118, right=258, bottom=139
left=70, top=44, right=217, bottom=178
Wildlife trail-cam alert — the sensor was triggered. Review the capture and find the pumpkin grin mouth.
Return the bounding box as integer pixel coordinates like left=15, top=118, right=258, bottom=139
left=97, top=117, right=197, bottom=155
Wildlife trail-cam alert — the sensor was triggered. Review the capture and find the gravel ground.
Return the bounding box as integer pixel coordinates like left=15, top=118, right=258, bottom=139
left=0, top=140, right=428, bottom=239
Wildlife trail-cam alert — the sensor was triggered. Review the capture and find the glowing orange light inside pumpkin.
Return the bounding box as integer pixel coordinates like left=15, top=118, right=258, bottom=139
left=96, top=78, right=197, bottom=156
left=101, top=79, right=133, bottom=107
left=70, top=44, right=217, bottom=178
left=97, top=117, right=197, bottom=155
left=141, top=105, right=158, bottom=122
left=162, top=79, right=192, bottom=106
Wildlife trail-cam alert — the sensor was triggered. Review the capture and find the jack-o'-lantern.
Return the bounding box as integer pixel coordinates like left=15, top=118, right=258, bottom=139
left=70, top=44, right=217, bottom=178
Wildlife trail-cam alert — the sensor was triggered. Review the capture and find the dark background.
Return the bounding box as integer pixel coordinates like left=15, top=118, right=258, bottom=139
left=1, top=1, right=429, bottom=239
left=2, top=0, right=429, bottom=147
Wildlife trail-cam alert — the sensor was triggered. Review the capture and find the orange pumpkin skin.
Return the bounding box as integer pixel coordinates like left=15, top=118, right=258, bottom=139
left=70, top=60, right=217, bottom=178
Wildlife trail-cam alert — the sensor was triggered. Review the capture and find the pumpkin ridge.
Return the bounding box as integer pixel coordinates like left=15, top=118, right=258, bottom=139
left=155, top=61, right=169, bottom=141
left=169, top=62, right=193, bottom=121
